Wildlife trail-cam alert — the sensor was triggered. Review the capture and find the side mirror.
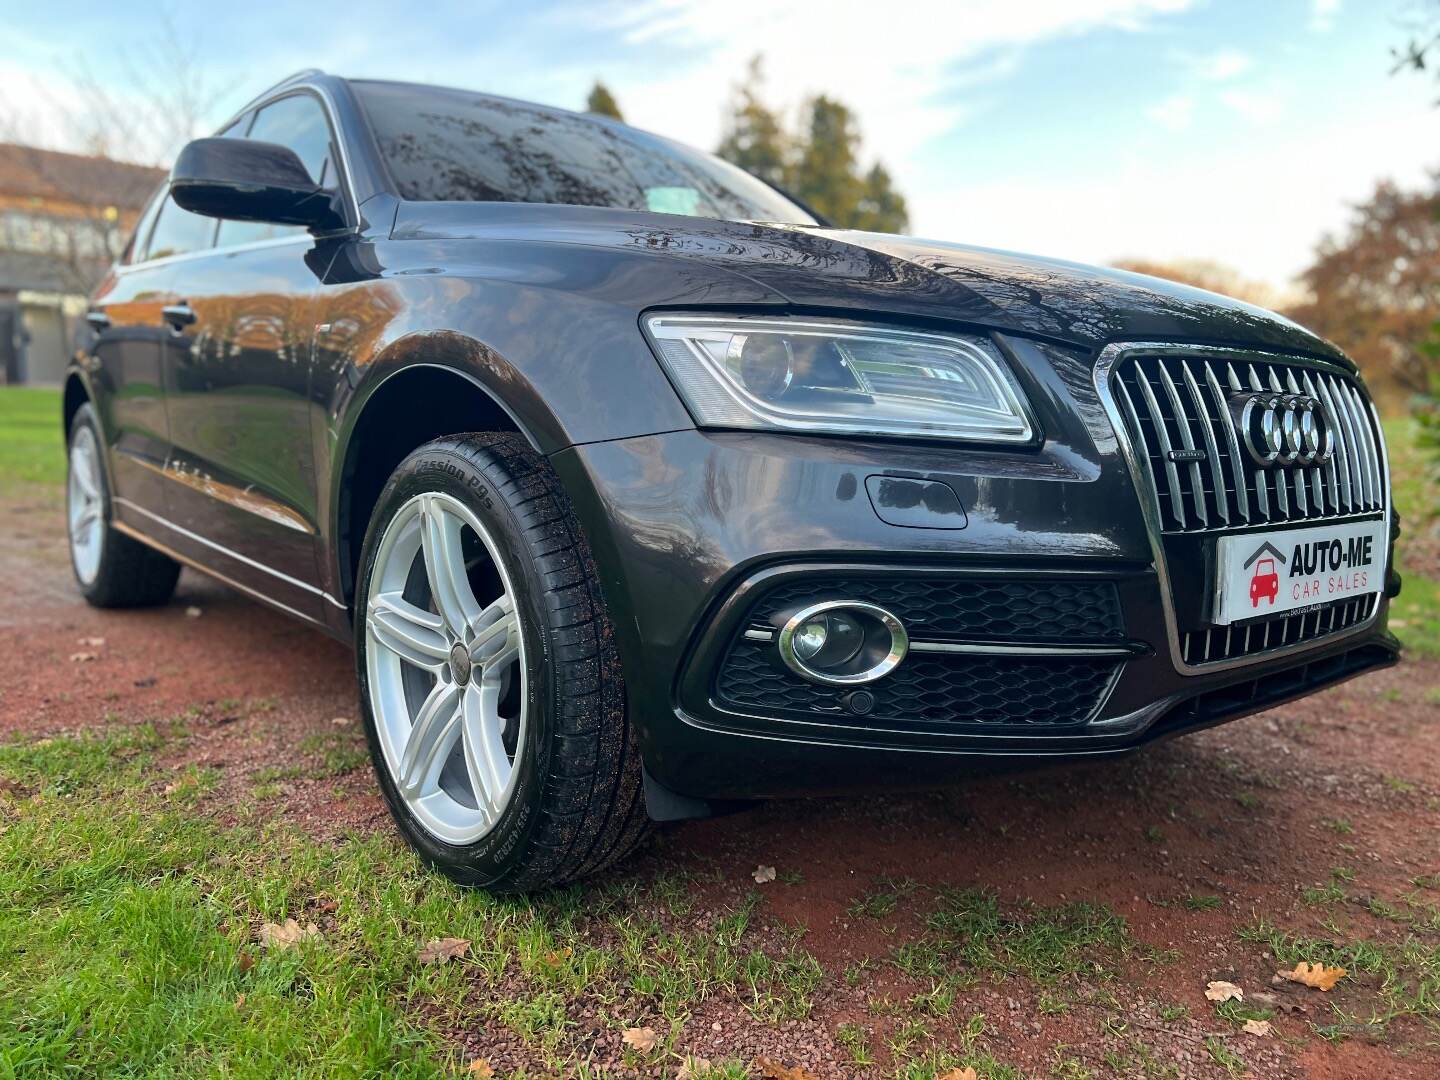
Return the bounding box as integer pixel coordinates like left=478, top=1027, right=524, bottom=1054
left=169, top=138, right=345, bottom=231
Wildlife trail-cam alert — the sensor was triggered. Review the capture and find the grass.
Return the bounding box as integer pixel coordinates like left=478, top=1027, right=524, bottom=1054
left=0, top=723, right=820, bottom=1077
left=0, top=386, right=65, bottom=497
left=1384, top=417, right=1440, bottom=658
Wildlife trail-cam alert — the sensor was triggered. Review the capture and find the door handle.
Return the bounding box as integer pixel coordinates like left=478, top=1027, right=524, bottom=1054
left=85, top=310, right=111, bottom=331
left=161, top=303, right=196, bottom=330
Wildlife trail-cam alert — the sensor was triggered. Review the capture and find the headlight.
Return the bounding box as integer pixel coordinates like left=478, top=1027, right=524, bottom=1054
left=643, top=315, right=1036, bottom=443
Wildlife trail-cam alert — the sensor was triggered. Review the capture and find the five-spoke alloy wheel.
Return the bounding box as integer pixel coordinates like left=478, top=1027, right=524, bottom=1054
left=365, top=491, right=527, bottom=845
left=354, top=434, right=648, bottom=891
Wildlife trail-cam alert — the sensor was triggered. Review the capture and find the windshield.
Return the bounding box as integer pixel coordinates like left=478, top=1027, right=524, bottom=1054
left=352, top=79, right=816, bottom=226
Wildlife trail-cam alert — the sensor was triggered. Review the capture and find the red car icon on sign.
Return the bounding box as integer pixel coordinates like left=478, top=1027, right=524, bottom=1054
left=1250, top=558, right=1280, bottom=607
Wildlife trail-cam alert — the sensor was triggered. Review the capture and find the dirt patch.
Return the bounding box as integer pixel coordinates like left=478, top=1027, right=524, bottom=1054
left=4, top=496, right=1440, bottom=1077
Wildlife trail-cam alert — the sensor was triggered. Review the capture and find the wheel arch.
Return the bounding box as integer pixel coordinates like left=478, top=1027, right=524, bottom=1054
left=329, top=353, right=550, bottom=615
left=62, top=371, right=93, bottom=439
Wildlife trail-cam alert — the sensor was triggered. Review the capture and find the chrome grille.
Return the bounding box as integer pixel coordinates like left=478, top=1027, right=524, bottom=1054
left=1181, top=595, right=1378, bottom=665
left=1113, top=354, right=1385, bottom=533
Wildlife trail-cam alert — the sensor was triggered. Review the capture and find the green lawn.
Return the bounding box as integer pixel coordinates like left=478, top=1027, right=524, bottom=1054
left=0, top=386, right=65, bottom=497
left=0, top=726, right=807, bottom=1079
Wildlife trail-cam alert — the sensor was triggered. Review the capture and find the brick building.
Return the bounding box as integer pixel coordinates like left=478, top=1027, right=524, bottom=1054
left=0, top=143, right=163, bottom=384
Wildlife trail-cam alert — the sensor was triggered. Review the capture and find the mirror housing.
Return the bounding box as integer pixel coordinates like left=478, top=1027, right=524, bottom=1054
left=169, top=138, right=345, bottom=231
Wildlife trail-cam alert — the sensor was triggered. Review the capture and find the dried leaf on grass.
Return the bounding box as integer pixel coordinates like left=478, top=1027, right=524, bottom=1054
left=258, top=918, right=320, bottom=950
left=1250, top=990, right=1307, bottom=1014
left=755, top=1058, right=822, bottom=1080
left=1242, top=1018, right=1273, bottom=1037
left=466, top=1060, right=495, bottom=1078
left=622, top=1026, right=659, bottom=1053
left=417, top=937, right=470, bottom=964
left=676, top=1056, right=712, bottom=1080
left=236, top=950, right=255, bottom=973
left=939, top=1069, right=980, bottom=1080
left=1278, top=961, right=1346, bottom=991
left=1205, top=980, right=1244, bottom=1002
left=752, top=864, right=777, bottom=884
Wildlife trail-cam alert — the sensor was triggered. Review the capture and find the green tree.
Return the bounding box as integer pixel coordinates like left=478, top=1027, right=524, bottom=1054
left=715, top=56, right=788, bottom=187
left=790, top=95, right=865, bottom=225
left=853, top=163, right=910, bottom=234
left=715, top=54, right=909, bottom=232
left=585, top=81, right=623, bottom=121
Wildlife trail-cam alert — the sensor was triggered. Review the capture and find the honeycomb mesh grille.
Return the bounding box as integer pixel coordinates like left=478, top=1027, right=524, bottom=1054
left=717, top=643, right=1119, bottom=729
left=748, top=577, right=1124, bottom=641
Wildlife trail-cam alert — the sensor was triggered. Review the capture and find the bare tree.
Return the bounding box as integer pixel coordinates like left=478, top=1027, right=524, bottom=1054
left=57, top=14, right=239, bottom=166
left=0, top=11, right=235, bottom=292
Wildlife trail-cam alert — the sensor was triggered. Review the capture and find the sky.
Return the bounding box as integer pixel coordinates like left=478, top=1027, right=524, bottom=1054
left=2, top=0, right=1437, bottom=291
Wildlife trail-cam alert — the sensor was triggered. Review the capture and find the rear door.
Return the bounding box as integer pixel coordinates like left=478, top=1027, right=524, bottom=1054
left=160, top=92, right=345, bottom=622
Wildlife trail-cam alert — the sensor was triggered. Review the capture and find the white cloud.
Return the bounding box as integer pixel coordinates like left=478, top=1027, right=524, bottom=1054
left=1146, top=93, right=1195, bottom=130
left=1219, top=88, right=1288, bottom=125
left=1310, top=0, right=1341, bottom=33
left=907, top=92, right=1440, bottom=287
left=582, top=0, right=1198, bottom=185
left=1195, top=48, right=1253, bottom=81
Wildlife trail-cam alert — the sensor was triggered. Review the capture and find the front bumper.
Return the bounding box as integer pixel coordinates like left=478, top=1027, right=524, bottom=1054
left=550, top=335, right=1400, bottom=801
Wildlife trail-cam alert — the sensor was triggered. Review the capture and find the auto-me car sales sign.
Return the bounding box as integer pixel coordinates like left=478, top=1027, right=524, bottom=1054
left=1212, top=519, right=1387, bottom=625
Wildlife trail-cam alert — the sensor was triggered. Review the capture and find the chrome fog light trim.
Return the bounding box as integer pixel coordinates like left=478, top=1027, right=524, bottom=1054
left=777, top=601, right=908, bottom=685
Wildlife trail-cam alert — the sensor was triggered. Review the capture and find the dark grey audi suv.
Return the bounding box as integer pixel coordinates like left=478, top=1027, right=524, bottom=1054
left=65, top=70, right=1400, bottom=890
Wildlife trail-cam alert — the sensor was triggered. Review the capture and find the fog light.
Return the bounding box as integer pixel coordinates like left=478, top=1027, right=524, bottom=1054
left=778, top=601, right=908, bottom=685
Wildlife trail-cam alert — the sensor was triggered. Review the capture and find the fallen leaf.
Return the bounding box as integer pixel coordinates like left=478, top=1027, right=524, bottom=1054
left=542, top=946, right=572, bottom=967
left=622, top=1026, right=659, bottom=1053
left=258, top=918, right=320, bottom=950
left=1205, top=980, right=1244, bottom=1003
left=330, top=716, right=352, bottom=726
left=754, top=1058, right=822, bottom=1080
left=938, top=1069, right=980, bottom=1080
left=234, top=992, right=246, bottom=1010
left=1249, top=990, right=1307, bottom=1014
left=68, top=652, right=97, bottom=663
left=1242, top=1018, right=1273, bottom=1037
left=162, top=781, right=183, bottom=797
left=185, top=605, right=203, bottom=618
left=76, top=636, right=105, bottom=647
left=752, top=864, right=777, bottom=884
left=466, top=1060, right=495, bottom=1078
left=317, top=899, right=339, bottom=914
left=1279, top=961, right=1346, bottom=991
left=417, top=937, right=470, bottom=964
left=237, top=951, right=255, bottom=973
left=676, top=1056, right=712, bottom=1080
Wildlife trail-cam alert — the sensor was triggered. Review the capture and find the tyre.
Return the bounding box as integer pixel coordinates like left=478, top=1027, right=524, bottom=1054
left=354, top=433, right=649, bottom=891
left=66, top=403, right=181, bottom=608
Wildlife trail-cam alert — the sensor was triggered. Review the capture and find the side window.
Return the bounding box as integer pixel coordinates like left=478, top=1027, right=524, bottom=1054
left=121, top=185, right=165, bottom=265
left=215, top=94, right=336, bottom=249
left=143, top=194, right=218, bottom=262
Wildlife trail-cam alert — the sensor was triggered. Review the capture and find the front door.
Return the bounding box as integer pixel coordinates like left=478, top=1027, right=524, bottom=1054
left=159, top=91, right=347, bottom=623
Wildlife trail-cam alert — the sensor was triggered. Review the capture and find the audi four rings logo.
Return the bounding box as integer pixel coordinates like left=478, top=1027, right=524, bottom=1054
left=1231, top=392, right=1335, bottom=468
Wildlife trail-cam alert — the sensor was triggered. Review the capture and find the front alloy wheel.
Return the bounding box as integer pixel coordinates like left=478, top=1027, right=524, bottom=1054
left=354, top=433, right=649, bottom=891
left=365, top=491, right=526, bottom=845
